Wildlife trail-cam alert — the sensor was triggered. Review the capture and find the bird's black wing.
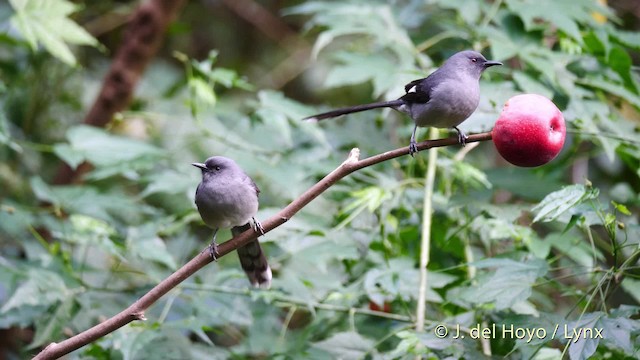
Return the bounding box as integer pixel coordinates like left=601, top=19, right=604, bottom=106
left=401, top=78, right=431, bottom=104
left=400, top=69, right=448, bottom=104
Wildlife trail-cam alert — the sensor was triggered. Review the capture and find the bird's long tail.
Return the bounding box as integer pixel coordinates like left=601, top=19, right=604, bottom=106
left=304, top=100, right=404, bottom=121
left=232, top=223, right=272, bottom=288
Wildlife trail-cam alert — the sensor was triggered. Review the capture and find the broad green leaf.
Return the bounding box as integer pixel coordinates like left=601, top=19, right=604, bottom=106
left=513, top=71, right=554, bottom=99
left=459, top=258, right=548, bottom=310
left=286, top=2, right=414, bottom=66
left=141, top=170, right=196, bottom=197
left=621, top=278, right=640, bottom=304
left=599, top=315, right=637, bottom=354
left=546, top=232, right=602, bottom=268
left=504, top=0, right=609, bottom=43
left=364, top=259, right=454, bottom=305
left=30, top=177, right=152, bottom=224
left=30, top=297, right=75, bottom=349
left=9, top=0, right=98, bottom=65
left=532, top=184, right=599, bottom=223
left=312, top=331, right=375, bottom=359
left=54, top=125, right=164, bottom=179
left=562, top=313, right=601, bottom=360
left=1, top=269, right=70, bottom=313
left=127, top=224, right=177, bottom=270
left=189, top=77, right=216, bottom=106
left=65, top=214, right=122, bottom=259
left=435, top=0, right=481, bottom=25
left=578, top=77, right=640, bottom=109
left=324, top=52, right=397, bottom=98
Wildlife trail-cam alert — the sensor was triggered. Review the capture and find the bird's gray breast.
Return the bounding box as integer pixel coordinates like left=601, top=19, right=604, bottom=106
left=195, top=175, right=258, bottom=229
left=411, top=78, right=480, bottom=129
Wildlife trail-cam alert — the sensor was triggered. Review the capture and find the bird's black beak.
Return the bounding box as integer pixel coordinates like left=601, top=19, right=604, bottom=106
left=192, top=162, right=207, bottom=170
left=484, top=60, right=502, bottom=68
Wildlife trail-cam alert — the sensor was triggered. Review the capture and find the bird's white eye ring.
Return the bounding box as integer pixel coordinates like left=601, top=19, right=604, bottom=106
left=471, top=58, right=478, bottom=62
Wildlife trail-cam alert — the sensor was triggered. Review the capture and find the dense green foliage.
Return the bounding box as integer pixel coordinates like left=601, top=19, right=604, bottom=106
left=1, top=0, right=639, bottom=359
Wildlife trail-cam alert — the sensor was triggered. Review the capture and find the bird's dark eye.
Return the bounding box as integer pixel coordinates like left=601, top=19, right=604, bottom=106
left=214, top=166, right=221, bottom=171
left=471, top=58, right=478, bottom=62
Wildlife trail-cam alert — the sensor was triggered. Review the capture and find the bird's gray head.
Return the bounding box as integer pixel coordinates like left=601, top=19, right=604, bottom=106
left=192, top=156, right=239, bottom=178
left=443, top=50, right=502, bottom=78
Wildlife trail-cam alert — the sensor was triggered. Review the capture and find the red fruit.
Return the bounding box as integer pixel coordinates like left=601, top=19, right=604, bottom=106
left=492, top=94, right=565, bottom=167
left=368, top=301, right=392, bottom=313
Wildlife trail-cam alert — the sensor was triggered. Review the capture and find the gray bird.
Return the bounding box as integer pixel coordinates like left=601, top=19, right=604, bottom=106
left=192, top=156, right=272, bottom=288
left=304, top=50, right=502, bottom=156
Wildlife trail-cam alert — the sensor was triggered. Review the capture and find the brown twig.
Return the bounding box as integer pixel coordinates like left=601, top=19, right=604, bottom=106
left=33, top=132, right=492, bottom=360
left=53, top=0, right=187, bottom=185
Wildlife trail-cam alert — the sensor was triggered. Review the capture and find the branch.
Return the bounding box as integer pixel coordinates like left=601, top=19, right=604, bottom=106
left=33, top=132, right=492, bottom=360
left=53, top=0, right=187, bottom=185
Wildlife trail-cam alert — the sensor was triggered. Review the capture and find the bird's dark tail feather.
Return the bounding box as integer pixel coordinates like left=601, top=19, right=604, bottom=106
left=304, top=100, right=405, bottom=121
left=232, top=223, right=272, bottom=288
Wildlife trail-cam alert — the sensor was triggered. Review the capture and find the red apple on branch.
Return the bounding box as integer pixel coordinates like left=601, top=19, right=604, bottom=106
left=492, top=94, right=565, bottom=167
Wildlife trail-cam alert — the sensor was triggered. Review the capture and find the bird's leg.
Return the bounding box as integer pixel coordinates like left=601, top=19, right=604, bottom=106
left=454, top=126, right=468, bottom=146
left=250, top=217, right=265, bottom=236
left=409, top=125, right=419, bottom=157
left=208, top=228, right=220, bottom=260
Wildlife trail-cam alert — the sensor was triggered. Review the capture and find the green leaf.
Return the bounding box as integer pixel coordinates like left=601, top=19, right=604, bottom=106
left=562, top=313, right=601, bottom=360
left=52, top=143, right=84, bottom=170
left=9, top=0, right=98, bottom=65
left=459, top=258, right=548, bottom=310
left=598, top=314, right=638, bottom=354
left=30, top=177, right=152, bottom=224
left=312, top=331, right=376, bottom=359
left=141, top=170, right=196, bottom=198
left=65, top=214, right=123, bottom=259
left=127, top=224, right=178, bottom=269
left=1, top=269, right=70, bottom=313
left=189, top=77, right=216, bottom=106
left=546, top=232, right=601, bottom=268
left=532, top=184, right=599, bottom=223
left=325, top=52, right=397, bottom=98
left=54, top=125, right=164, bottom=179
left=578, top=77, right=640, bottom=109
left=504, top=0, right=608, bottom=43
left=512, top=71, right=554, bottom=99
left=29, top=297, right=76, bottom=349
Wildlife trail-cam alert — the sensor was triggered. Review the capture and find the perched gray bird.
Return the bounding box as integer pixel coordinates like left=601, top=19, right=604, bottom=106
left=192, top=156, right=272, bottom=288
left=304, top=50, right=502, bottom=156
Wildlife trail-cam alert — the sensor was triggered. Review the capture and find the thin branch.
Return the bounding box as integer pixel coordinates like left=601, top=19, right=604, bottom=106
left=33, top=132, right=493, bottom=360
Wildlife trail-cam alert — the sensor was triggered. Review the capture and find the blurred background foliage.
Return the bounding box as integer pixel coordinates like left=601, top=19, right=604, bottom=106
left=1, top=0, right=640, bottom=359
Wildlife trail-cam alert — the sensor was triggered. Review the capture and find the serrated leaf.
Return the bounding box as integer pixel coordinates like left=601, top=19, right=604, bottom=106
left=578, top=77, right=640, bottom=109
left=504, top=0, right=608, bottom=43
left=189, top=77, right=216, bottom=106
left=598, top=315, right=636, bottom=353
left=141, top=170, right=196, bottom=197
left=532, top=184, right=599, bottom=223
left=312, top=331, right=375, bottom=359
left=127, top=224, right=177, bottom=269
left=564, top=313, right=601, bottom=360
left=8, top=0, right=98, bottom=65
left=30, top=177, right=151, bottom=224
left=325, top=52, right=396, bottom=97
left=2, top=269, right=70, bottom=313
left=54, top=125, right=164, bottom=179
left=460, top=258, right=548, bottom=310
left=29, top=297, right=76, bottom=349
